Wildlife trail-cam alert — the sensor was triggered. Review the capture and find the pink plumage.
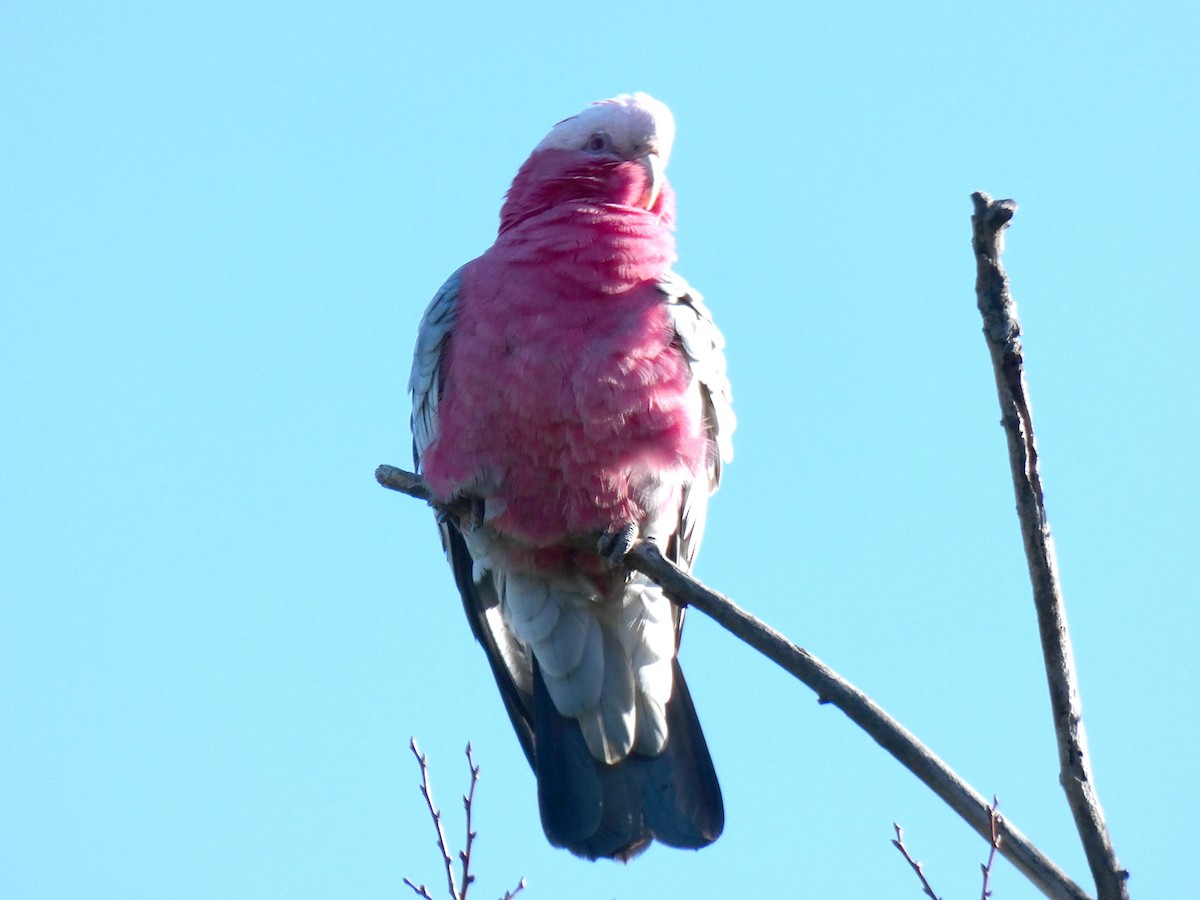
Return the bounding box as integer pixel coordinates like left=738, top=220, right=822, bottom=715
left=422, top=169, right=702, bottom=546
left=410, top=93, right=733, bottom=860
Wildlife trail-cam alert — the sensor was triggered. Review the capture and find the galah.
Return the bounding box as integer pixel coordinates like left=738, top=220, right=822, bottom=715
left=409, top=92, right=734, bottom=860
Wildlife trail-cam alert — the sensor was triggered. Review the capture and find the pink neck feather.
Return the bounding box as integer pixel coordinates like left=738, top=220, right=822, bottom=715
left=492, top=149, right=677, bottom=293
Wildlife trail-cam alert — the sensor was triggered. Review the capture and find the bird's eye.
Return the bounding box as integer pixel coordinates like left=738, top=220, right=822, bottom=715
left=585, top=132, right=612, bottom=153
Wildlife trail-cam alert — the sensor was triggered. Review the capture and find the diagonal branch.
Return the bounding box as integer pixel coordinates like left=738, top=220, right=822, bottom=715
left=376, top=463, right=1090, bottom=900
left=971, top=192, right=1128, bottom=900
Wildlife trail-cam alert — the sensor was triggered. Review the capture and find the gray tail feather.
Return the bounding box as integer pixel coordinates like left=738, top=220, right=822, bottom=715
left=532, top=658, right=723, bottom=861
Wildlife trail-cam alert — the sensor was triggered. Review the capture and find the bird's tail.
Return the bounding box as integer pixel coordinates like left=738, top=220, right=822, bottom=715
left=532, top=656, right=723, bottom=860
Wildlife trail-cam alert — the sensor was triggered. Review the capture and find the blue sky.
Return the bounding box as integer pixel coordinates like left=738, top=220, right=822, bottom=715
left=3, top=2, right=1196, bottom=897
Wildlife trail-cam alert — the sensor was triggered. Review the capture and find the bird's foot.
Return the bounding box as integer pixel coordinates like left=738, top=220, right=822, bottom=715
left=435, top=496, right=486, bottom=531
left=468, top=496, right=486, bottom=529
left=598, top=523, right=640, bottom=566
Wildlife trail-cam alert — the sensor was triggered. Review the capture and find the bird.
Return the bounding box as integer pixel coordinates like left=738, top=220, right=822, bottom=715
left=408, top=92, right=734, bottom=860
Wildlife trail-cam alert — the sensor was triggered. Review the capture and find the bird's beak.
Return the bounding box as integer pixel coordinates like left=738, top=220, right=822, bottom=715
left=637, top=151, right=664, bottom=210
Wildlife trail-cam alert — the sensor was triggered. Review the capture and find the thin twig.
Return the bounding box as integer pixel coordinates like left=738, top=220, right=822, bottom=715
left=460, top=743, right=479, bottom=900
left=404, top=878, right=436, bottom=900
left=410, top=738, right=461, bottom=900
left=892, top=823, right=941, bottom=900
left=376, top=464, right=1089, bottom=900
left=404, top=739, right=525, bottom=900
left=971, top=192, right=1128, bottom=900
left=982, top=796, right=1003, bottom=900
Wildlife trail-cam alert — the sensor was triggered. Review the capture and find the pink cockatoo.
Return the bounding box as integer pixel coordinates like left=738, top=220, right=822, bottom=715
left=409, top=92, right=734, bottom=860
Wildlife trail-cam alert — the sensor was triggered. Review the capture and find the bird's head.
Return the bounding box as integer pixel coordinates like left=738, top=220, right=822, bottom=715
left=500, top=93, right=677, bottom=233
left=534, top=92, right=674, bottom=211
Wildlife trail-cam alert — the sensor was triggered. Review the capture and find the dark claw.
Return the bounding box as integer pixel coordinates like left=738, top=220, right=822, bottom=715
left=436, top=496, right=486, bottom=530
left=598, top=523, right=640, bottom=566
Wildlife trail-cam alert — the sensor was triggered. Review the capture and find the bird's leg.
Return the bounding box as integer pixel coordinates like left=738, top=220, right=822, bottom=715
left=597, top=522, right=640, bottom=566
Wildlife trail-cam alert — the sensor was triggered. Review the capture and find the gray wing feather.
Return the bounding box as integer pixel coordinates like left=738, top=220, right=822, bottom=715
left=408, top=264, right=538, bottom=758
left=409, top=267, right=463, bottom=470
left=659, top=270, right=735, bottom=573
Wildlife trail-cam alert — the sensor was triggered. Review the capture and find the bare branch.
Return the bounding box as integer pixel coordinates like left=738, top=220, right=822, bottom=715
left=892, top=823, right=942, bottom=900
left=460, top=743, right=480, bottom=900
left=408, top=738, right=460, bottom=900
left=971, top=192, right=1129, bottom=900
left=404, top=878, right=436, bottom=900
left=404, top=738, right=524, bottom=900
left=377, top=465, right=1089, bottom=899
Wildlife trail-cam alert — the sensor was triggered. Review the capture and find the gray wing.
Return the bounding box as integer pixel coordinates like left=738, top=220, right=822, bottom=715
left=408, top=266, right=537, bottom=762
left=409, top=267, right=463, bottom=471
left=659, top=270, right=736, bottom=574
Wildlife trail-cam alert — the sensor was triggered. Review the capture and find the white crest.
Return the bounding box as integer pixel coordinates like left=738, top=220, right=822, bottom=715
left=534, top=92, right=675, bottom=169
